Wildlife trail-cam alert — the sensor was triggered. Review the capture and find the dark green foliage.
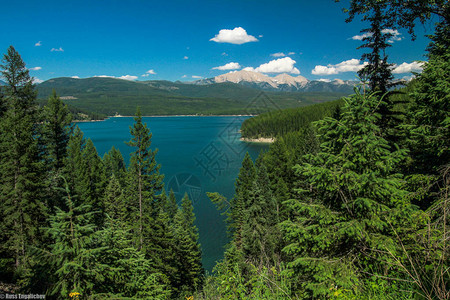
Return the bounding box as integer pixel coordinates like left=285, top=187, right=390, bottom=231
left=281, top=90, right=412, bottom=297
left=42, top=182, right=101, bottom=298
left=102, top=146, right=127, bottom=188
left=126, top=107, right=164, bottom=249
left=173, top=193, right=203, bottom=294
left=41, top=90, right=73, bottom=172
left=240, top=99, right=343, bottom=138
left=405, top=22, right=450, bottom=176
left=0, top=46, right=46, bottom=272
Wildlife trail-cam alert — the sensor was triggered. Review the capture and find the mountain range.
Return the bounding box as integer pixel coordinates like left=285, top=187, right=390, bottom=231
left=194, top=70, right=357, bottom=93
left=0, top=73, right=355, bottom=116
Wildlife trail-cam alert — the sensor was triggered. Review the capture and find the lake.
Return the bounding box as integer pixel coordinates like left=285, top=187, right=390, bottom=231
left=77, top=116, right=268, bottom=272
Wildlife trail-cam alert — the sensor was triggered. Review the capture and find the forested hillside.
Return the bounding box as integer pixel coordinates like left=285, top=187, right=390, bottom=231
left=0, top=0, right=448, bottom=299
left=240, top=99, right=343, bottom=139
left=36, top=77, right=348, bottom=116
left=195, top=1, right=449, bottom=299
left=0, top=48, right=203, bottom=298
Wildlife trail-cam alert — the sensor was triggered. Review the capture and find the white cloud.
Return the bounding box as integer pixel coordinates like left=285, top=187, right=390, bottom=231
left=210, top=27, right=258, bottom=45
left=222, top=52, right=228, bottom=56
left=351, top=29, right=402, bottom=43
left=253, top=57, right=300, bottom=74
left=242, top=67, right=255, bottom=72
left=382, top=29, right=403, bottom=43
left=118, top=75, right=138, bottom=81
left=318, top=78, right=332, bottom=82
left=212, top=62, right=241, bottom=70
left=71, top=76, right=80, bottom=79
left=258, top=34, right=263, bottom=38
left=94, top=75, right=138, bottom=81
left=271, top=52, right=286, bottom=57
left=271, top=52, right=295, bottom=58
left=35, top=41, right=42, bottom=47
left=183, top=56, right=189, bottom=60
left=192, top=75, right=203, bottom=79
left=32, top=77, right=44, bottom=84
left=312, top=59, right=367, bottom=75
left=392, top=61, right=424, bottom=74
left=51, top=47, right=64, bottom=52
left=182, top=75, right=187, bottom=78
left=141, top=69, right=156, bottom=77
left=351, top=33, right=372, bottom=40
left=29, top=66, right=42, bottom=71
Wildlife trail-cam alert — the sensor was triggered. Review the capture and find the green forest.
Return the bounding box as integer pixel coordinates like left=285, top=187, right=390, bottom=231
left=0, top=0, right=449, bottom=299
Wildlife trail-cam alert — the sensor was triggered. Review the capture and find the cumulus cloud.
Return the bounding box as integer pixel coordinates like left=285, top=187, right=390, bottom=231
left=94, top=75, right=138, bottom=81
left=29, top=66, right=42, bottom=71
left=271, top=52, right=286, bottom=57
left=251, top=57, right=300, bottom=74
left=210, top=27, right=258, bottom=45
left=318, top=78, right=332, bottom=82
left=212, top=62, right=242, bottom=71
left=35, top=41, right=42, bottom=47
left=183, top=56, right=189, bottom=60
left=351, top=33, right=372, bottom=41
left=271, top=52, right=295, bottom=57
left=71, top=76, right=80, bottom=79
left=32, top=77, right=44, bottom=84
left=221, top=52, right=228, bottom=56
left=382, top=29, right=403, bottom=43
left=51, top=47, right=64, bottom=52
left=351, top=29, right=402, bottom=43
left=392, top=61, right=424, bottom=74
left=312, top=59, right=368, bottom=75
left=182, top=75, right=187, bottom=78
left=118, top=75, right=138, bottom=81
left=192, top=75, right=203, bottom=79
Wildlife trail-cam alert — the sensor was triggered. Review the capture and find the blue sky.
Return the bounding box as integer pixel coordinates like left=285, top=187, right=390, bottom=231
left=1, top=0, right=433, bottom=83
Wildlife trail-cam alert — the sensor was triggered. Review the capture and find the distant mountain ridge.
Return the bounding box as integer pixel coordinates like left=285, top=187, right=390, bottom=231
left=193, top=70, right=357, bottom=93
left=34, top=76, right=351, bottom=116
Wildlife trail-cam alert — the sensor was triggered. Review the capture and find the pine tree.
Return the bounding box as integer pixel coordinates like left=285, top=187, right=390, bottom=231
left=281, top=90, right=412, bottom=297
left=103, top=175, right=127, bottom=222
left=103, top=146, right=127, bottom=188
left=166, top=189, right=178, bottom=220
left=93, top=217, right=171, bottom=299
left=0, top=46, right=46, bottom=271
left=41, top=90, right=73, bottom=172
left=126, top=107, right=164, bottom=250
left=42, top=181, right=102, bottom=298
left=79, top=139, right=106, bottom=226
left=241, top=155, right=278, bottom=267
left=63, top=126, right=85, bottom=198
left=173, top=193, right=203, bottom=294
left=41, top=90, right=73, bottom=212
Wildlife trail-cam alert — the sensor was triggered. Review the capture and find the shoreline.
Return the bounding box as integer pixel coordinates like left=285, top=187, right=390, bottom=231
left=112, top=114, right=255, bottom=118
left=73, top=114, right=255, bottom=122
left=240, top=137, right=275, bottom=144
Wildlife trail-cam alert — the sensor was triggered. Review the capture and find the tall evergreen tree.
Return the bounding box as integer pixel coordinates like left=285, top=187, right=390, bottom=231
left=41, top=90, right=73, bottom=172
left=103, top=146, right=127, bottom=188
left=63, top=126, right=85, bottom=204
left=173, top=193, right=203, bottom=294
left=79, top=139, right=106, bottom=226
left=281, top=90, right=412, bottom=297
left=126, top=107, right=164, bottom=250
left=0, top=46, right=46, bottom=271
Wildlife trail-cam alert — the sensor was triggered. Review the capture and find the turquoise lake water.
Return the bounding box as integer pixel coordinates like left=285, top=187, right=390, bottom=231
left=77, top=116, right=268, bottom=272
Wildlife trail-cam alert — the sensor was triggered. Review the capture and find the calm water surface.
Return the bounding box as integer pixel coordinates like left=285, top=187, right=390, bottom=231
left=77, top=116, right=268, bottom=271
